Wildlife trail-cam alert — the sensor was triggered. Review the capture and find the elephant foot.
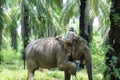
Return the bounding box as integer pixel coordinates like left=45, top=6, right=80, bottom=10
left=68, top=63, right=76, bottom=75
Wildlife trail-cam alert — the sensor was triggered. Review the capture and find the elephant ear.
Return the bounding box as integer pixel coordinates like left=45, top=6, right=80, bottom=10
left=73, top=39, right=77, bottom=44
left=78, top=36, right=85, bottom=41
left=73, top=36, right=84, bottom=44
left=73, top=36, right=79, bottom=44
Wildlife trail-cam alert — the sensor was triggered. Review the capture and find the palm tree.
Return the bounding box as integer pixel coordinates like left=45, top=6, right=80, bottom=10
left=79, top=0, right=110, bottom=44
left=1, top=0, right=21, bottom=50
left=21, top=0, right=30, bottom=49
left=0, top=0, right=6, bottom=50
left=0, top=6, right=3, bottom=50
left=11, top=26, right=17, bottom=49
left=21, top=0, right=30, bottom=61
left=103, top=0, right=120, bottom=80
left=9, top=0, right=20, bottom=49
left=79, top=0, right=96, bottom=43
left=79, top=0, right=90, bottom=43
left=24, top=0, right=79, bottom=39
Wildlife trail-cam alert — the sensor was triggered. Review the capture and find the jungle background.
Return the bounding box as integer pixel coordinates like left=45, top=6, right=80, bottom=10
left=0, top=0, right=120, bottom=80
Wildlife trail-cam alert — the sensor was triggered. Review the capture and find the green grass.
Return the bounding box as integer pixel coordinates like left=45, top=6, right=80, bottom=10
left=0, top=68, right=103, bottom=80
left=0, top=52, right=105, bottom=80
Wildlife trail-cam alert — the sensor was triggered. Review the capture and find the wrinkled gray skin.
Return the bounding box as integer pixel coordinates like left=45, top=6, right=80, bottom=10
left=25, top=37, right=92, bottom=80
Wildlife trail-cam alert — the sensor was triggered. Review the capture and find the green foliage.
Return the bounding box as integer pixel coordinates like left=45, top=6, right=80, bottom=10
left=0, top=7, right=3, bottom=29
left=0, top=47, right=21, bottom=63
left=104, top=55, right=120, bottom=80
left=0, top=52, right=3, bottom=63
left=112, top=13, right=120, bottom=24
left=91, top=0, right=99, bottom=16
left=0, top=0, right=6, bottom=6
left=90, top=30, right=109, bottom=55
left=90, top=41, right=109, bottom=55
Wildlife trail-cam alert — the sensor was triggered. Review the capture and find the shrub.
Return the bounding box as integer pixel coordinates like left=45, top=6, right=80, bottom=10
left=0, top=47, right=22, bottom=63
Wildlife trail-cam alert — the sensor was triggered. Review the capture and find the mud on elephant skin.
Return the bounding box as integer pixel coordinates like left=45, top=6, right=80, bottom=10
left=24, top=36, right=92, bottom=80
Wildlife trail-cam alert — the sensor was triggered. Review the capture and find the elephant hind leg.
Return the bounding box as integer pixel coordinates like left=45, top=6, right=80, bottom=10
left=27, top=60, right=39, bottom=80
left=27, top=66, right=38, bottom=80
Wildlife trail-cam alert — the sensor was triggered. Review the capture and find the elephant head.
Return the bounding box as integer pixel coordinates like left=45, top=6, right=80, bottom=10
left=71, top=36, right=93, bottom=80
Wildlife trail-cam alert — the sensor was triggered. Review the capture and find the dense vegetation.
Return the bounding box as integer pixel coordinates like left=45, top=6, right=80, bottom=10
left=0, top=0, right=120, bottom=80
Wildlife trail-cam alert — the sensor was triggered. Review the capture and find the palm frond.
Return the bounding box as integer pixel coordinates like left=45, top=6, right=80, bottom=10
left=60, top=0, right=79, bottom=26
left=2, top=10, right=12, bottom=24
left=90, top=0, right=99, bottom=16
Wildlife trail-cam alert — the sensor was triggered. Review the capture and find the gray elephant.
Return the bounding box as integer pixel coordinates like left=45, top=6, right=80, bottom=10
left=25, top=36, right=92, bottom=80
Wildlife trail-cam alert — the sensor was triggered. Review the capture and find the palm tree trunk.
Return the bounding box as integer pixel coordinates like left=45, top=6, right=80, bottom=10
left=104, top=0, right=120, bottom=80
left=79, top=0, right=92, bottom=43
left=21, top=0, right=29, bottom=49
left=21, top=0, right=30, bottom=60
left=11, top=30, right=17, bottom=49
left=0, top=5, right=3, bottom=50
left=0, top=29, right=2, bottom=50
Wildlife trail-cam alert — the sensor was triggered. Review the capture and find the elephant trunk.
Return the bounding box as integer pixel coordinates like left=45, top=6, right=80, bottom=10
left=85, top=51, right=93, bottom=80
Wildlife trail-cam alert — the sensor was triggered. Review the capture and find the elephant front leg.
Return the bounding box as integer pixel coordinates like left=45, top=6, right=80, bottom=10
left=58, top=61, right=76, bottom=75
left=27, top=71, right=34, bottom=80
left=64, top=70, right=71, bottom=80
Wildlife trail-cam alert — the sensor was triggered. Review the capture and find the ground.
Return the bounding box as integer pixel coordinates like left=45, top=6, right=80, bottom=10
left=0, top=53, right=104, bottom=80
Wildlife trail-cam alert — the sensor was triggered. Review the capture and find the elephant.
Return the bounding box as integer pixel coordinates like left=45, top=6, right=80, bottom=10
left=24, top=36, right=92, bottom=80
